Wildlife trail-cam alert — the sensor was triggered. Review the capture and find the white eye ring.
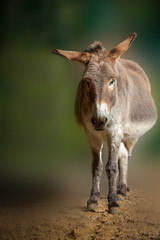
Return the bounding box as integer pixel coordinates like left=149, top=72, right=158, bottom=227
left=108, top=79, right=115, bottom=88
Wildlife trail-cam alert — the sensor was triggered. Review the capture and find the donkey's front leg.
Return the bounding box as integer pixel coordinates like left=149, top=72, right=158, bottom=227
left=106, top=143, right=120, bottom=214
left=87, top=144, right=103, bottom=211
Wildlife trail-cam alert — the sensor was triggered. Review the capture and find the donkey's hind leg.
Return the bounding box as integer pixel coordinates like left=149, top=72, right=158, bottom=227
left=117, top=142, right=128, bottom=196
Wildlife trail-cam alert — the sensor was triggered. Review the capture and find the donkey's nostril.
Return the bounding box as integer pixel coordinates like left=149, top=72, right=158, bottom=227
left=91, top=117, right=107, bottom=127
left=103, top=117, right=107, bottom=125
left=91, top=117, right=97, bottom=125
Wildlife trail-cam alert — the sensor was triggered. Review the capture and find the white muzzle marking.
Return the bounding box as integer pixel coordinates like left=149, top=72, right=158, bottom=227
left=95, top=103, right=109, bottom=119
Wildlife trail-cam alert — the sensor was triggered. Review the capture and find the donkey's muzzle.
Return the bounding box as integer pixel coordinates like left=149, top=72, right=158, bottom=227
left=91, top=116, right=107, bottom=131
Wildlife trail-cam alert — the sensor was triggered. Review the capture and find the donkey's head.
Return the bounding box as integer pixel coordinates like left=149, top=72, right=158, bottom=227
left=52, top=33, right=137, bottom=131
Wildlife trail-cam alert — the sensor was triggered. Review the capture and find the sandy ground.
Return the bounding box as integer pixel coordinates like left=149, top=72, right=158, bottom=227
left=0, top=164, right=160, bottom=240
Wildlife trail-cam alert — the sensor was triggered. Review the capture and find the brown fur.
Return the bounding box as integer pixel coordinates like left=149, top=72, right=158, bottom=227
left=108, top=32, right=137, bottom=62
left=51, top=49, right=91, bottom=64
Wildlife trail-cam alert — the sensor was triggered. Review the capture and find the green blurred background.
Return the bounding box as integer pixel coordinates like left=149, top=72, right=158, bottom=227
left=1, top=0, right=160, bottom=179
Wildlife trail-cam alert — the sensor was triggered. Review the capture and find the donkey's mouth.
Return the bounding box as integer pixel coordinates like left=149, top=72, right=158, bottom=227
left=95, top=127, right=105, bottom=131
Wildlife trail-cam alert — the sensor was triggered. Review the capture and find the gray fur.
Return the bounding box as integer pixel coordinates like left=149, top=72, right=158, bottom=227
left=75, top=39, right=157, bottom=212
left=52, top=33, right=157, bottom=214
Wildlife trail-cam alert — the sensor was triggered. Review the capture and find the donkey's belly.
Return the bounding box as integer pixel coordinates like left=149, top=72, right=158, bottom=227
left=123, top=121, right=155, bottom=140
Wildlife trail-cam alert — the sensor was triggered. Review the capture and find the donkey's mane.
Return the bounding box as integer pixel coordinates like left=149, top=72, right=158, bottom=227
left=84, top=41, right=105, bottom=54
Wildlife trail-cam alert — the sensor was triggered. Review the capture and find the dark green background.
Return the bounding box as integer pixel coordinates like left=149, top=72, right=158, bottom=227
left=1, top=0, right=160, bottom=178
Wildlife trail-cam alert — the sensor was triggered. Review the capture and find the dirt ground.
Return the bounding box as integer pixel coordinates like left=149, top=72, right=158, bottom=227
left=0, top=164, right=160, bottom=240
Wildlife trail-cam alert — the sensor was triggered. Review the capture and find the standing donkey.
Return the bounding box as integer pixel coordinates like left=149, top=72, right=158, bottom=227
left=52, top=33, right=157, bottom=214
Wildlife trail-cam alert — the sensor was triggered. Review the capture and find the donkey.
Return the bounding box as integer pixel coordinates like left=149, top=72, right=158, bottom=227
left=52, top=33, right=157, bottom=214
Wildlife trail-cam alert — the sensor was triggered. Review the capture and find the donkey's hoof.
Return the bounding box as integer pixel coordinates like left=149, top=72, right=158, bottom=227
left=108, top=200, right=119, bottom=214
left=117, top=184, right=127, bottom=196
left=108, top=206, right=119, bottom=215
left=87, top=202, right=98, bottom=211
left=117, top=189, right=126, bottom=196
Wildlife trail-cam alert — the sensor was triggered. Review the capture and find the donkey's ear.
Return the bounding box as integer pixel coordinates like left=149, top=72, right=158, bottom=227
left=51, top=49, right=91, bottom=64
left=108, top=32, right=137, bottom=62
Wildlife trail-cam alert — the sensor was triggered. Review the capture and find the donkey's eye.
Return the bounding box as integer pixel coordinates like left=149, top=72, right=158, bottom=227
left=108, top=79, right=115, bottom=88
left=84, top=80, right=90, bottom=88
